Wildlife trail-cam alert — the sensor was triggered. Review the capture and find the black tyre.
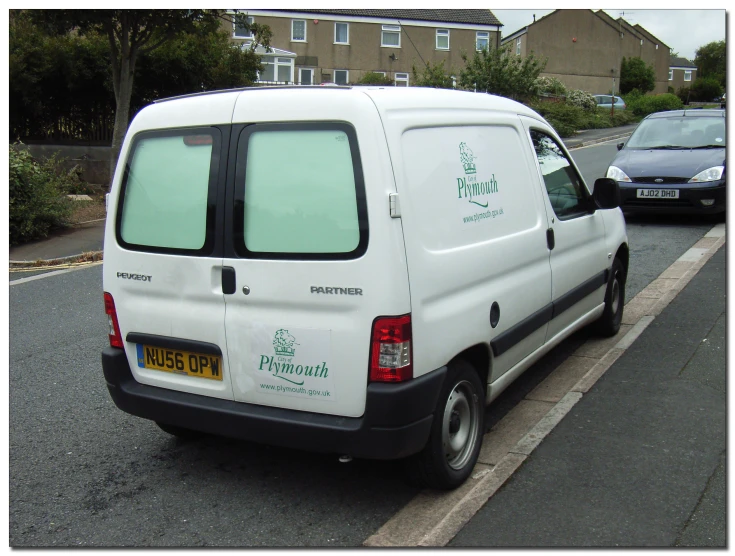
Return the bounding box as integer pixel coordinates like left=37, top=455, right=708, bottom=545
left=156, top=421, right=203, bottom=441
left=594, top=257, right=626, bottom=337
left=406, top=360, right=485, bottom=490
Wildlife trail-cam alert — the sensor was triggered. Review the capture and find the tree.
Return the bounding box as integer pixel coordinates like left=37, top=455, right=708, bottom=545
left=412, top=61, right=456, bottom=89
left=458, top=44, right=546, bottom=101
left=694, top=40, right=726, bottom=89
left=30, top=10, right=272, bottom=185
left=619, top=56, right=655, bottom=95
left=356, top=72, right=394, bottom=86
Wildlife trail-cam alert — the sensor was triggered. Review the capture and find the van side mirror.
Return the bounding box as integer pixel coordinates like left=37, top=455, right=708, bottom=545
left=617, top=142, right=625, bottom=151
left=593, top=178, right=621, bottom=209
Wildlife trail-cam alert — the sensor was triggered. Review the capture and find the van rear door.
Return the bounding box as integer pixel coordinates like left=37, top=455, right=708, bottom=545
left=104, top=124, right=235, bottom=401
left=222, top=90, right=411, bottom=419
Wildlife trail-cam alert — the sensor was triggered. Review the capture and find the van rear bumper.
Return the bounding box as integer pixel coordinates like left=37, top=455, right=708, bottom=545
left=102, top=348, right=446, bottom=460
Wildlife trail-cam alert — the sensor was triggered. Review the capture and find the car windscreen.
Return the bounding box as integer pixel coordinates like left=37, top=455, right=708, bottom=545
left=626, top=116, right=726, bottom=149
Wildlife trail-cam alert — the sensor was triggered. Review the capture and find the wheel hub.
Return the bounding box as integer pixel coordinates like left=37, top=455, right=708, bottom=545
left=449, top=411, right=461, bottom=434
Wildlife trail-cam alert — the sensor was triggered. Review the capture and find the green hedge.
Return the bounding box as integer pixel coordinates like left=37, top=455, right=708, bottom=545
left=9, top=144, right=77, bottom=245
left=623, top=92, right=683, bottom=117
left=529, top=100, right=637, bottom=138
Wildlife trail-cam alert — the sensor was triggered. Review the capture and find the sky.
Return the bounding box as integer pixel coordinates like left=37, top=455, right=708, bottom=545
left=492, top=9, right=726, bottom=61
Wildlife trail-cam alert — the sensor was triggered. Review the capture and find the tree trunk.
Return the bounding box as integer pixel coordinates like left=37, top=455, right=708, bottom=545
left=109, top=70, right=134, bottom=188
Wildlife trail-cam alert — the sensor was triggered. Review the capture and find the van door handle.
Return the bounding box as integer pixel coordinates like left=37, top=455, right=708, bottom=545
left=222, top=267, right=236, bottom=294
left=546, top=228, right=555, bottom=251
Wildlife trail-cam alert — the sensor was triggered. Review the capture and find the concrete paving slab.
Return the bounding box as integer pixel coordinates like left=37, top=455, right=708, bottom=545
left=526, top=355, right=596, bottom=403
left=621, top=295, right=658, bottom=325
left=573, top=324, right=632, bottom=358
left=658, top=260, right=694, bottom=280
left=637, top=277, right=679, bottom=298
left=478, top=399, right=554, bottom=466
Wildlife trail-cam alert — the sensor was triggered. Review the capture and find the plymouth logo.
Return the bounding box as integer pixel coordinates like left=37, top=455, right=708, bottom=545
left=459, top=142, right=477, bottom=175
left=258, top=329, right=329, bottom=386
left=456, top=141, right=498, bottom=208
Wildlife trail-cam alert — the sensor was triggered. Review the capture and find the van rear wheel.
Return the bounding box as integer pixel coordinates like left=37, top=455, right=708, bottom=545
left=156, top=421, right=203, bottom=441
left=406, top=360, right=484, bottom=490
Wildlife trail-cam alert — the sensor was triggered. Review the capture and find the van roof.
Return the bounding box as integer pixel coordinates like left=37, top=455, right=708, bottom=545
left=151, top=86, right=538, bottom=118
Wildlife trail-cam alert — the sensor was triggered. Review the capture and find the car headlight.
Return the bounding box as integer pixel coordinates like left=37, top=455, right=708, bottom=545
left=689, top=166, right=724, bottom=183
left=606, top=166, right=632, bottom=182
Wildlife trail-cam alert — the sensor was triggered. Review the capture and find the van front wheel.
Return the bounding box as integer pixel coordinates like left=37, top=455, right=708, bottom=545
left=594, top=257, right=626, bottom=337
left=406, top=360, right=484, bottom=490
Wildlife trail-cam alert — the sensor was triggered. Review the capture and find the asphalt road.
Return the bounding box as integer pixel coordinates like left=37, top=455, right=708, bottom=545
left=9, top=140, right=721, bottom=547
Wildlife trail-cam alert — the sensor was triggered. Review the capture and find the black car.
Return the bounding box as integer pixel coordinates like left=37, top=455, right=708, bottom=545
left=607, top=109, right=726, bottom=214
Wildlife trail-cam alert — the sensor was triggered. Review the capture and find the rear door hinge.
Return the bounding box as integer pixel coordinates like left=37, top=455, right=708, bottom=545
left=389, top=193, right=401, bottom=218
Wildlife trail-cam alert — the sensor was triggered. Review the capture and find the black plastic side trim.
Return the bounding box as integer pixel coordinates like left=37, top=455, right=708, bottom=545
left=551, top=270, right=608, bottom=319
left=101, top=348, right=445, bottom=460
left=491, top=304, right=553, bottom=357
left=125, top=333, right=222, bottom=356
left=490, top=269, right=609, bottom=357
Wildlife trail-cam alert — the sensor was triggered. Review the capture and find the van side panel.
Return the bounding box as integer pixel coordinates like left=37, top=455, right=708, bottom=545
left=387, top=113, right=553, bottom=384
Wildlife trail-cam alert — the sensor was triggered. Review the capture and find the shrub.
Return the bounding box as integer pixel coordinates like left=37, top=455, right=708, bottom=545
left=356, top=72, right=394, bottom=86
left=537, top=76, right=567, bottom=96
left=625, top=93, right=683, bottom=117
left=412, top=61, right=456, bottom=89
left=9, top=143, right=74, bottom=245
left=676, top=86, right=691, bottom=104
left=530, top=101, right=585, bottom=137
left=688, top=77, right=723, bottom=102
left=566, top=89, right=597, bottom=111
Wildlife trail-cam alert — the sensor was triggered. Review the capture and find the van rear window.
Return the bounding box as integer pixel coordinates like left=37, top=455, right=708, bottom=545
left=117, top=128, right=220, bottom=253
left=233, top=123, right=367, bottom=259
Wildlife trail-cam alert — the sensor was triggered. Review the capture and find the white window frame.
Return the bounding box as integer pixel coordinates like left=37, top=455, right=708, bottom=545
left=394, top=72, right=409, bottom=87
left=334, top=22, right=349, bottom=45
left=233, top=15, right=254, bottom=39
left=291, top=19, right=307, bottom=42
left=684, top=70, right=692, bottom=82
left=436, top=29, right=450, bottom=50
left=381, top=24, right=401, bottom=48
left=668, top=69, right=673, bottom=81
left=516, top=37, right=522, bottom=55
left=258, top=56, right=295, bottom=84
left=299, top=68, right=314, bottom=85
left=334, top=69, right=349, bottom=85
left=374, top=71, right=386, bottom=76
left=476, top=31, right=489, bottom=51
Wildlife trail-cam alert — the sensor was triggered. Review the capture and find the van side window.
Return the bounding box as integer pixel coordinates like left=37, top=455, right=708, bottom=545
left=530, top=130, right=588, bottom=220
left=117, top=129, right=219, bottom=253
left=234, top=123, right=367, bottom=259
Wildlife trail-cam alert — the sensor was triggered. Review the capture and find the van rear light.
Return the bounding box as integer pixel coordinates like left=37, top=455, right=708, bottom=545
left=104, top=292, right=123, bottom=349
left=369, top=314, right=412, bottom=382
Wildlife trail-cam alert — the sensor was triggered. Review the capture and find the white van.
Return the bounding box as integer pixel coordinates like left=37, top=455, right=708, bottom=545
left=102, top=86, right=628, bottom=489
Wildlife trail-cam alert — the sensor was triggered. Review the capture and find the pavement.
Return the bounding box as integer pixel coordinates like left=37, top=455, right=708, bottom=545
left=7, top=125, right=637, bottom=266
left=450, top=245, right=726, bottom=547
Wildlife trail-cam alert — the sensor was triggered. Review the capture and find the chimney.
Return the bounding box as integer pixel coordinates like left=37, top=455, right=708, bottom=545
left=533, top=14, right=536, bottom=23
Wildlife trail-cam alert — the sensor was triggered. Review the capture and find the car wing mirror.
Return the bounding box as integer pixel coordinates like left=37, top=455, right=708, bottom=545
left=593, top=178, right=621, bottom=209
left=617, top=142, right=625, bottom=151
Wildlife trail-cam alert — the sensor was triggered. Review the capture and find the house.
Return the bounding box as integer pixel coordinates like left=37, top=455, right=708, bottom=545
left=669, top=57, right=698, bottom=92
left=501, top=10, right=670, bottom=95
left=224, top=9, right=502, bottom=86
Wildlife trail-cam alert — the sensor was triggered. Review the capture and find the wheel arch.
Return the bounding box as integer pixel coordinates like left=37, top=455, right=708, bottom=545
left=615, top=243, right=629, bottom=279
left=448, top=343, right=490, bottom=395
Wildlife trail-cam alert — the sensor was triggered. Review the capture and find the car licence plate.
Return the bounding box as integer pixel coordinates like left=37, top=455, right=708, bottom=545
left=636, top=188, right=679, bottom=199
left=136, top=344, right=223, bottom=381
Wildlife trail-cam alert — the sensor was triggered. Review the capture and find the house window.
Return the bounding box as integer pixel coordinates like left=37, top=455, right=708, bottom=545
left=334, top=70, right=349, bottom=85
left=656, top=44, right=659, bottom=50
left=668, top=69, right=673, bottom=81
left=258, top=57, right=295, bottom=83
left=395, top=73, right=409, bottom=87
left=684, top=70, right=692, bottom=82
left=335, top=22, right=349, bottom=44
left=436, top=29, right=449, bottom=50
left=233, top=15, right=254, bottom=39
left=516, top=37, right=522, bottom=55
left=382, top=25, right=401, bottom=47
left=299, top=68, right=314, bottom=85
left=291, top=20, right=306, bottom=42
left=476, top=31, right=489, bottom=51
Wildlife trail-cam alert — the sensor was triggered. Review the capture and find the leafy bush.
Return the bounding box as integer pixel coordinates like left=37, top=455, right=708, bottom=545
left=625, top=93, right=683, bottom=117
left=676, top=86, right=691, bottom=104
left=412, top=61, right=456, bottom=89
left=356, top=72, right=394, bottom=86
left=537, top=76, right=567, bottom=96
left=620, top=56, right=655, bottom=94
left=688, top=77, right=723, bottom=102
left=9, top=143, right=74, bottom=244
left=566, top=89, right=597, bottom=111
left=530, top=101, right=585, bottom=137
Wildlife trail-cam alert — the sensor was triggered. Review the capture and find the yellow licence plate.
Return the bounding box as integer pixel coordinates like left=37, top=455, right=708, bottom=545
left=136, top=344, right=223, bottom=381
